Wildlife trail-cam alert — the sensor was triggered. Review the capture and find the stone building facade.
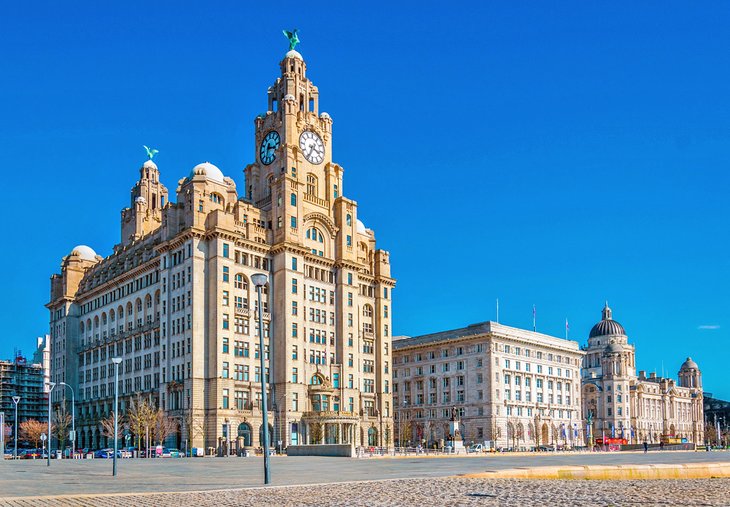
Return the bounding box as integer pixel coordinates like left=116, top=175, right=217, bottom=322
left=393, top=322, right=585, bottom=450
left=582, top=304, right=704, bottom=445
left=46, top=46, right=395, bottom=451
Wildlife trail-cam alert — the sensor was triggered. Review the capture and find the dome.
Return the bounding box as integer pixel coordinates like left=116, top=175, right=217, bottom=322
left=680, top=357, right=699, bottom=370
left=135, top=196, right=146, bottom=204
left=356, top=219, right=367, bottom=234
left=190, top=162, right=225, bottom=184
left=143, top=160, right=157, bottom=169
left=589, top=303, right=626, bottom=338
left=285, top=49, right=302, bottom=60
left=321, top=112, right=331, bottom=120
left=70, top=245, right=97, bottom=261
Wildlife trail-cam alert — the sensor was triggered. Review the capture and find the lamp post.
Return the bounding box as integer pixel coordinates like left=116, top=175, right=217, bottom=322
left=111, top=357, right=122, bottom=476
left=11, top=396, right=20, bottom=459
left=251, top=273, right=271, bottom=485
left=47, top=382, right=56, bottom=466
left=59, top=382, right=75, bottom=457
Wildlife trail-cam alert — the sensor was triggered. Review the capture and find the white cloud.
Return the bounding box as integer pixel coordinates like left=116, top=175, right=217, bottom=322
left=697, top=325, right=720, bottom=330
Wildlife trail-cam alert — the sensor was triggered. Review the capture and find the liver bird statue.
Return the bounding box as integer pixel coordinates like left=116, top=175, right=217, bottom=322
left=283, top=29, right=300, bottom=51
left=143, top=145, right=159, bottom=160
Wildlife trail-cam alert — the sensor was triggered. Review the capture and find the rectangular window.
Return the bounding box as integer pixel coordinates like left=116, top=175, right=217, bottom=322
left=291, top=257, right=297, bottom=271
left=222, top=337, right=229, bottom=354
left=292, top=278, right=298, bottom=294
left=223, top=243, right=229, bottom=258
left=292, top=367, right=298, bottom=383
left=290, top=216, right=297, bottom=228
left=222, top=389, right=229, bottom=409
left=222, top=362, right=229, bottom=378
left=222, top=266, right=229, bottom=282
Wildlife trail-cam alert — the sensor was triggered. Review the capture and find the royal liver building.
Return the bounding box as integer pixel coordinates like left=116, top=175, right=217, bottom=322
left=47, top=39, right=395, bottom=452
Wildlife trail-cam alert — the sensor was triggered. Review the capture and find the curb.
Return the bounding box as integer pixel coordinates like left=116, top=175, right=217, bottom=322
left=461, top=462, right=730, bottom=480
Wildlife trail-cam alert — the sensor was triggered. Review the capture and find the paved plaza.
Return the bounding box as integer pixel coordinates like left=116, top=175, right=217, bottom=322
left=0, top=451, right=728, bottom=505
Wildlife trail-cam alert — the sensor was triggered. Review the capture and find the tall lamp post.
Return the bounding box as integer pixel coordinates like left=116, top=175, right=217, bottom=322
left=47, top=382, right=56, bottom=466
left=111, top=357, right=122, bottom=477
left=12, top=396, right=20, bottom=459
left=251, top=273, right=271, bottom=485
left=59, top=382, right=75, bottom=457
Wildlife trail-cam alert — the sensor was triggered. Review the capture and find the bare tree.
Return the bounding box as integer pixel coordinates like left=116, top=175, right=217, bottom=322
left=127, top=395, right=156, bottom=455
left=100, top=412, right=124, bottom=441
left=183, top=410, right=204, bottom=449
left=53, top=405, right=72, bottom=450
left=20, top=419, right=47, bottom=449
left=153, top=410, right=178, bottom=446
left=309, top=422, right=322, bottom=444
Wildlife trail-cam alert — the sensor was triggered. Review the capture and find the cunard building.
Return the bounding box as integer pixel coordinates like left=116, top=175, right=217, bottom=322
left=581, top=304, right=704, bottom=445
left=47, top=38, right=395, bottom=452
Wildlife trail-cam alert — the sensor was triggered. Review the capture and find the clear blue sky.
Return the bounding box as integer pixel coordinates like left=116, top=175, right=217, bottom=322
left=1, top=2, right=728, bottom=399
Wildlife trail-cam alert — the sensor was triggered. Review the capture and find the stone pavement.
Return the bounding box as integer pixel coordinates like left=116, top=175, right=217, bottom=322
left=0, top=451, right=728, bottom=504
left=2, top=478, right=730, bottom=506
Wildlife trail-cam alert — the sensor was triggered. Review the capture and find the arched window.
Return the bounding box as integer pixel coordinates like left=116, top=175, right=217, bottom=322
left=210, top=193, right=224, bottom=205
left=310, top=374, right=324, bottom=385
left=235, top=274, right=248, bottom=290
left=346, top=214, right=352, bottom=227
left=238, top=423, right=252, bottom=447
left=306, top=174, right=317, bottom=196
left=290, top=193, right=297, bottom=206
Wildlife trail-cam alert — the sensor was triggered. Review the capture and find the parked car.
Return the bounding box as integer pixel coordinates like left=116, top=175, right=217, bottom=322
left=94, top=448, right=115, bottom=459
left=158, top=448, right=181, bottom=458
left=467, top=444, right=484, bottom=453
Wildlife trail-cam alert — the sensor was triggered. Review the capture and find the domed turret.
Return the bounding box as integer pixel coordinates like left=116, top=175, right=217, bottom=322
left=70, top=245, right=97, bottom=261
left=589, top=302, right=627, bottom=338
left=678, top=357, right=702, bottom=389
left=189, top=162, right=226, bottom=184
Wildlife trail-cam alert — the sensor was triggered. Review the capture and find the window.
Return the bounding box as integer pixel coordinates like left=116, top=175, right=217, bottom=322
left=222, top=243, right=229, bottom=258
left=290, top=193, right=297, bottom=206
left=292, top=367, right=298, bottom=383
left=292, top=323, right=298, bottom=338
left=334, top=184, right=339, bottom=199
left=222, top=362, right=229, bottom=379
left=306, top=174, right=317, bottom=195
left=292, top=279, right=298, bottom=294
left=222, top=266, right=229, bottom=282
left=222, top=337, right=229, bottom=354
left=222, top=389, right=229, bottom=409
left=291, top=257, right=297, bottom=271
left=290, top=216, right=297, bottom=228
left=222, top=290, right=229, bottom=306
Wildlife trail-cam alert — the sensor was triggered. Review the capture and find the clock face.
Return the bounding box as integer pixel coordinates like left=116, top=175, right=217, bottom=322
left=259, top=131, right=280, bottom=165
left=299, top=130, right=325, bottom=164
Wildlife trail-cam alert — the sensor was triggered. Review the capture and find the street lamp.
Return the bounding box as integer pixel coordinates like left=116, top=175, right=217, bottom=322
left=59, top=382, right=75, bottom=457
left=11, top=396, right=20, bottom=459
left=111, top=357, right=122, bottom=477
left=47, top=382, right=56, bottom=466
left=251, top=273, right=271, bottom=485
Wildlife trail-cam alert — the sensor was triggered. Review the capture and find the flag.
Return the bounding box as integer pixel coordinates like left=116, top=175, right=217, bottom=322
left=611, top=425, right=616, bottom=438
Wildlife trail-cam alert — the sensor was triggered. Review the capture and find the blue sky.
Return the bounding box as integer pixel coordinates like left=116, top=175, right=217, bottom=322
left=1, top=2, right=728, bottom=399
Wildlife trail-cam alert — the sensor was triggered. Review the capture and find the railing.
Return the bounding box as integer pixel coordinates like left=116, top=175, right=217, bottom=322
left=303, top=193, right=328, bottom=208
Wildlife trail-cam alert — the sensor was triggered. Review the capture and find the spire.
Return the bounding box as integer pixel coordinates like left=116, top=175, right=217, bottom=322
left=602, top=301, right=612, bottom=321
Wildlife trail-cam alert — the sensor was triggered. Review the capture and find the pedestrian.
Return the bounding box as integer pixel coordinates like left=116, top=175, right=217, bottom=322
left=643, top=441, right=648, bottom=453
left=659, top=441, right=664, bottom=451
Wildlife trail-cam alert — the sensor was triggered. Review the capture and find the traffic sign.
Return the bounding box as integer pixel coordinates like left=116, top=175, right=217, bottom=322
left=41, top=433, right=47, bottom=441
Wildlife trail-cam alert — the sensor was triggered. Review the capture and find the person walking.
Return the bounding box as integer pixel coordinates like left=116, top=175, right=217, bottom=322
left=643, top=441, right=648, bottom=453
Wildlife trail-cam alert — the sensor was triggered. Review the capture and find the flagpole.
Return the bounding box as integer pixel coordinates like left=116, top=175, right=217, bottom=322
left=496, top=298, right=499, bottom=323
left=532, top=305, right=536, bottom=332
left=565, top=318, right=569, bottom=340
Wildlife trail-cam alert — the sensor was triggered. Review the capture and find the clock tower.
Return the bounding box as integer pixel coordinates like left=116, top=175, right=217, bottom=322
left=244, top=41, right=395, bottom=449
